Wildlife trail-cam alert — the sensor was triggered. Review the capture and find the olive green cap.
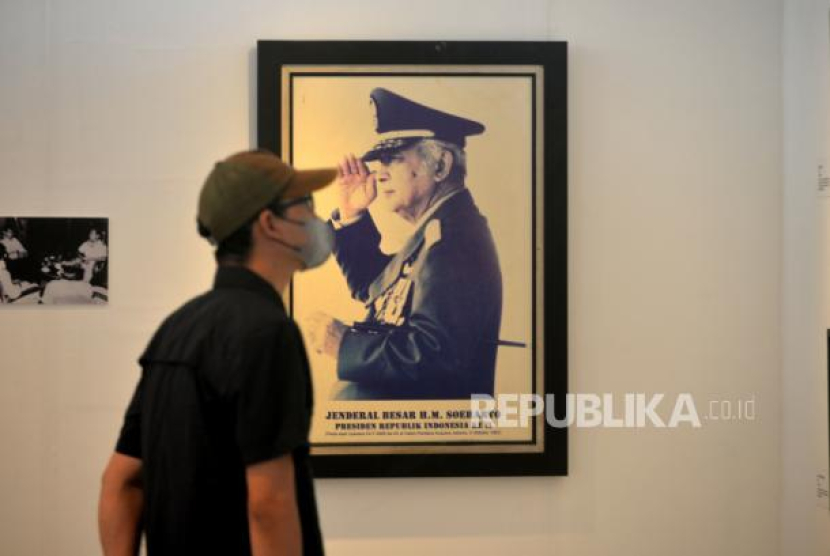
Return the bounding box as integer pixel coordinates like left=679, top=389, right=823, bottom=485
left=197, top=150, right=336, bottom=244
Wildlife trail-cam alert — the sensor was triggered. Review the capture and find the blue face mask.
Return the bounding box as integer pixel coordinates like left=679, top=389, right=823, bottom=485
left=286, top=215, right=334, bottom=269
left=270, top=195, right=334, bottom=269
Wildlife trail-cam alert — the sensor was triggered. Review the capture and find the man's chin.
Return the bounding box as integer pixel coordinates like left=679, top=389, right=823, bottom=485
left=378, top=196, right=400, bottom=212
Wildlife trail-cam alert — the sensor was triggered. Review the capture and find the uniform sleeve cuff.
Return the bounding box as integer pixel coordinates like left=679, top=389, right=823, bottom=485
left=331, top=208, right=366, bottom=230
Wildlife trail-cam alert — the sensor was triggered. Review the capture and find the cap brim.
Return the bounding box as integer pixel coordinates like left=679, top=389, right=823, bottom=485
left=283, top=167, right=338, bottom=199
left=361, top=137, right=423, bottom=162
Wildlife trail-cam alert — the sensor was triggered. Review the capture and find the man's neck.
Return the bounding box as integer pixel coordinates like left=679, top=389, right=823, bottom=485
left=218, top=258, right=295, bottom=298
left=245, top=257, right=296, bottom=298
left=400, top=181, right=463, bottom=224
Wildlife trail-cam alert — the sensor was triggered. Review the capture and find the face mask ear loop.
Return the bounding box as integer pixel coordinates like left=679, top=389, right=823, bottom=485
left=268, top=212, right=333, bottom=270
left=270, top=236, right=302, bottom=254
left=277, top=215, right=306, bottom=227
left=267, top=211, right=305, bottom=249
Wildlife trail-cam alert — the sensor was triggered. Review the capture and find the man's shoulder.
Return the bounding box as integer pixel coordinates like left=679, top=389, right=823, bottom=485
left=429, top=200, right=492, bottom=250
left=177, top=287, right=289, bottom=330
left=143, top=289, right=291, bottom=362
left=431, top=189, right=488, bottom=231
left=416, top=192, right=499, bottom=276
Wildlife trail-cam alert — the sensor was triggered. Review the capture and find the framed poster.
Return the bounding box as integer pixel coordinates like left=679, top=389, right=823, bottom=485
left=0, top=217, right=109, bottom=305
left=258, top=41, right=567, bottom=477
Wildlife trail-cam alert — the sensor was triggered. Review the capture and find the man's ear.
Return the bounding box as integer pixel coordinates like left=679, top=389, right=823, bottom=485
left=434, top=150, right=453, bottom=182
left=255, top=209, right=283, bottom=241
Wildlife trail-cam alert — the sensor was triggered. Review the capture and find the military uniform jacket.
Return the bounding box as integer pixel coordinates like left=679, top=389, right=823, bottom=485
left=332, top=189, right=502, bottom=400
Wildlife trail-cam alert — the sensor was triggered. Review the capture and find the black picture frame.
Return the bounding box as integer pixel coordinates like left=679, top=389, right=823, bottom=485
left=257, top=40, right=567, bottom=477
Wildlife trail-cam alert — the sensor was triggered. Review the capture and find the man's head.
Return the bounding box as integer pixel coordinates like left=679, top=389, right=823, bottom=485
left=370, top=139, right=461, bottom=216
left=361, top=88, right=482, bottom=219
left=3, top=228, right=13, bottom=239
left=197, top=150, right=336, bottom=266
left=89, top=229, right=101, bottom=242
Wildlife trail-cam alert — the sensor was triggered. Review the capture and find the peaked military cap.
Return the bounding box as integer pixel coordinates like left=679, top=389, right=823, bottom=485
left=362, top=88, right=485, bottom=162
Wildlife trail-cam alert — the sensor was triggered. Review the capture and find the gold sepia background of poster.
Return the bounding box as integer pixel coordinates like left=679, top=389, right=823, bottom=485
left=283, top=67, right=544, bottom=454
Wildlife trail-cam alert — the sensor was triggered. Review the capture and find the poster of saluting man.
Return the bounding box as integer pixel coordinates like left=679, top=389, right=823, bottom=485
left=258, top=41, right=567, bottom=477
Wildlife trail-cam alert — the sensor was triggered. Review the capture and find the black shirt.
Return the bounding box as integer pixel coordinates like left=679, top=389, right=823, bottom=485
left=115, top=266, right=323, bottom=555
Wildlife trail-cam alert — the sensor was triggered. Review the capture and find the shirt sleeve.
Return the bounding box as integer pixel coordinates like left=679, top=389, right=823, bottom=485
left=114, top=376, right=143, bottom=459
left=331, top=212, right=394, bottom=302
left=234, top=321, right=311, bottom=466
left=330, top=208, right=366, bottom=230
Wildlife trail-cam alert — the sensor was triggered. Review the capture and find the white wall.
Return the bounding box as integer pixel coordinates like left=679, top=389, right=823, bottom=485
left=782, top=0, right=830, bottom=555
left=0, top=1, right=786, bottom=555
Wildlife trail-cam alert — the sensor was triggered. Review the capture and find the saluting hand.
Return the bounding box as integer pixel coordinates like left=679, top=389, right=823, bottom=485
left=337, top=154, right=376, bottom=220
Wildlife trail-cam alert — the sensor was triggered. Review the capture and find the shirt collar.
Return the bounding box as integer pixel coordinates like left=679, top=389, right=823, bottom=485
left=212, top=265, right=285, bottom=310
left=413, top=188, right=464, bottom=230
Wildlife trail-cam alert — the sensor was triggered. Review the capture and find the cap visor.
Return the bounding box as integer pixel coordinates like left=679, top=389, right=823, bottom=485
left=361, top=150, right=381, bottom=163
left=283, top=167, right=338, bottom=199
left=361, top=137, right=422, bottom=162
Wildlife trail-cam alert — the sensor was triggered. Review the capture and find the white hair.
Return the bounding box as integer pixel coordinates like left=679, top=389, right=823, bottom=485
left=415, top=139, right=467, bottom=183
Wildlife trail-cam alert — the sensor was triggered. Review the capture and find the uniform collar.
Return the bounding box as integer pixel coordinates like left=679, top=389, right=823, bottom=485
left=365, top=189, right=473, bottom=303
left=412, top=187, right=464, bottom=230
left=213, top=265, right=285, bottom=310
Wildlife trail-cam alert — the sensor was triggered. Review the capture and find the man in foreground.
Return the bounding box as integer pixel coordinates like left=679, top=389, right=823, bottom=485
left=98, top=150, right=336, bottom=555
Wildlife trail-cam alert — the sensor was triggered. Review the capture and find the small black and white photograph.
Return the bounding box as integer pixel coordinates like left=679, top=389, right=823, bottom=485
left=0, top=217, right=109, bottom=305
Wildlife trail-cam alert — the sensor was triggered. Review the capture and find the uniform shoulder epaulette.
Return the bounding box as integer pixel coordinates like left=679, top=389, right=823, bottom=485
left=424, top=219, right=442, bottom=248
